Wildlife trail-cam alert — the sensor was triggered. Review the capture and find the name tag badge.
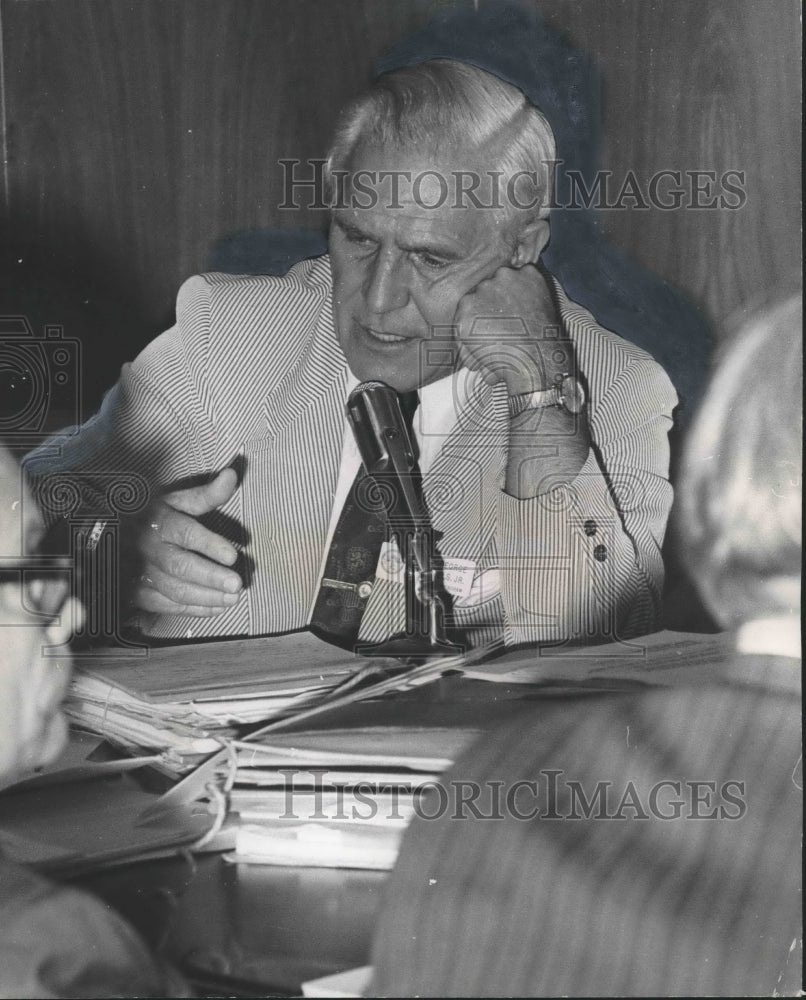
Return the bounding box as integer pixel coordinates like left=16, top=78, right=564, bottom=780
left=441, top=558, right=475, bottom=600
left=375, top=543, right=498, bottom=606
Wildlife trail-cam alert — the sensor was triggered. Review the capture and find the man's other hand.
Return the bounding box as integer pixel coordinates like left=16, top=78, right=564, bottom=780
left=454, top=264, right=559, bottom=394
left=132, top=468, right=243, bottom=617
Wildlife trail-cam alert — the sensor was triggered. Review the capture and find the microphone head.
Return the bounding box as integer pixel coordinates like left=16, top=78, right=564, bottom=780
left=347, top=380, right=394, bottom=405
left=346, top=379, right=417, bottom=478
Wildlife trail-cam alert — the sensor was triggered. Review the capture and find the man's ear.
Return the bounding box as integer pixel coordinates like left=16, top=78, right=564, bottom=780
left=511, top=218, right=550, bottom=267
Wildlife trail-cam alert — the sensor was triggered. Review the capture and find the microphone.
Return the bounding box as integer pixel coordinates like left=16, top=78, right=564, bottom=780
left=346, top=381, right=425, bottom=545
left=346, top=380, right=463, bottom=658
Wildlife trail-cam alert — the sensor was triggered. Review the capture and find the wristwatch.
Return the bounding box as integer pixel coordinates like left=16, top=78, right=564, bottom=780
left=508, top=373, right=586, bottom=417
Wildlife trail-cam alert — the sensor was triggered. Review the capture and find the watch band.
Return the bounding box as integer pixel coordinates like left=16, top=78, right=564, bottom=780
left=508, top=374, right=586, bottom=417
left=508, top=386, right=562, bottom=417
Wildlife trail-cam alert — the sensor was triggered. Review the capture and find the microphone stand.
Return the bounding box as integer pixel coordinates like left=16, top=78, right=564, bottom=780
left=359, top=513, right=462, bottom=659
left=347, top=381, right=464, bottom=660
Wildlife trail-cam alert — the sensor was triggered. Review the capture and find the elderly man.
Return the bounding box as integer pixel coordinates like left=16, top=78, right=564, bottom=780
left=28, top=60, right=676, bottom=650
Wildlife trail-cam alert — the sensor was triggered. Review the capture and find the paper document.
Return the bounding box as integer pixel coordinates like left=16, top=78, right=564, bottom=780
left=301, top=965, right=373, bottom=998
left=231, top=822, right=402, bottom=870
left=64, top=631, right=367, bottom=773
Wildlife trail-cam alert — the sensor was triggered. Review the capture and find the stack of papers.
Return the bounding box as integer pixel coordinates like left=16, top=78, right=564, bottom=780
left=222, top=725, right=479, bottom=870
left=64, top=632, right=369, bottom=773
left=0, top=733, right=218, bottom=875
left=148, top=629, right=733, bottom=870
left=461, top=629, right=732, bottom=686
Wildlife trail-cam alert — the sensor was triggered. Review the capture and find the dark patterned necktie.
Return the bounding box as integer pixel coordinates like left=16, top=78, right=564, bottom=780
left=310, top=391, right=418, bottom=649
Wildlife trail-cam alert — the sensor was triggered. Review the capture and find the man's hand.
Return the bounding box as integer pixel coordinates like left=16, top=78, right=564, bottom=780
left=455, top=264, right=590, bottom=499
left=454, top=264, right=559, bottom=394
left=130, top=468, right=243, bottom=617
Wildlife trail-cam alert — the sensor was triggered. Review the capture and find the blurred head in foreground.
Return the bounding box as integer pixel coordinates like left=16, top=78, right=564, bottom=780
left=0, top=444, right=84, bottom=781
left=678, top=293, right=802, bottom=631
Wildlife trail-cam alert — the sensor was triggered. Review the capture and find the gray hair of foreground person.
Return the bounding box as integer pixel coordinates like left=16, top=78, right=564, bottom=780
left=678, top=293, right=802, bottom=628
left=325, top=58, right=557, bottom=221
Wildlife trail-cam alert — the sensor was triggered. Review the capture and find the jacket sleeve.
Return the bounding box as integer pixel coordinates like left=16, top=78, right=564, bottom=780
left=497, top=351, right=677, bottom=646
left=23, top=275, right=219, bottom=516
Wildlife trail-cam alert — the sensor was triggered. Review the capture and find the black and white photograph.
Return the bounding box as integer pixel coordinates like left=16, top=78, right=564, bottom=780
left=0, top=1, right=801, bottom=996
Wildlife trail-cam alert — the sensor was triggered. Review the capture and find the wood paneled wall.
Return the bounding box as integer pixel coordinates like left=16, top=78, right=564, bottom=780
left=538, top=0, right=801, bottom=330
left=1, top=0, right=431, bottom=328
left=0, top=0, right=801, bottom=410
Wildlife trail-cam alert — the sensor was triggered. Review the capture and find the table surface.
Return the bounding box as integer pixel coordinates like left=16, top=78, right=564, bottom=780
left=57, top=629, right=728, bottom=996
left=71, top=852, right=385, bottom=997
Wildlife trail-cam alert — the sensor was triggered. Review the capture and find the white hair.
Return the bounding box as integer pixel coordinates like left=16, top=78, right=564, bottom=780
left=679, top=293, right=802, bottom=627
left=326, top=59, right=556, bottom=223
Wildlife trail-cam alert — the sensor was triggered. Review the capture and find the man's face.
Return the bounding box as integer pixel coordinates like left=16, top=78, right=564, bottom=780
left=329, top=142, right=518, bottom=392
left=0, top=449, right=82, bottom=782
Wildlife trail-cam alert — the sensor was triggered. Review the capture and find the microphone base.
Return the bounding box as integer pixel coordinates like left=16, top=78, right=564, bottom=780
left=356, top=631, right=465, bottom=661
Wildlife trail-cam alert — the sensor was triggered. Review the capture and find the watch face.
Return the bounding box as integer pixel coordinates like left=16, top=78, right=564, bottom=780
left=560, top=375, right=586, bottom=414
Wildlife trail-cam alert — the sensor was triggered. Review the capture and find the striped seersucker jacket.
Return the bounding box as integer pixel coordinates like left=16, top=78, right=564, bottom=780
left=28, top=256, right=678, bottom=647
